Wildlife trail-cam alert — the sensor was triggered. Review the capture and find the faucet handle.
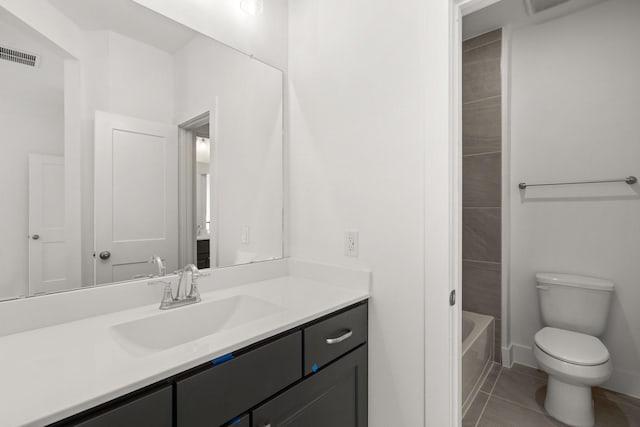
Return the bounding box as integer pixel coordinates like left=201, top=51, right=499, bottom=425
left=188, top=279, right=203, bottom=302
left=148, top=279, right=175, bottom=308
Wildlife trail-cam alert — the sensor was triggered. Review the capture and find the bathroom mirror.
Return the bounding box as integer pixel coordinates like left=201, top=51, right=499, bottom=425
left=0, top=0, right=284, bottom=301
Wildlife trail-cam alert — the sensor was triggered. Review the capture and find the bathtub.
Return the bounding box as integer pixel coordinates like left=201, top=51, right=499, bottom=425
left=462, top=311, right=495, bottom=416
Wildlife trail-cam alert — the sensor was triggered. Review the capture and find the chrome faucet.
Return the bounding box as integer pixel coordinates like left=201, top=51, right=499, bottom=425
left=150, top=255, right=166, bottom=277
left=151, top=263, right=207, bottom=310
left=175, top=264, right=200, bottom=300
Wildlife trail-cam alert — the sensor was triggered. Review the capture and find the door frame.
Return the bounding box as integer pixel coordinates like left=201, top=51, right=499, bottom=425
left=424, top=0, right=505, bottom=426
left=178, top=108, right=219, bottom=269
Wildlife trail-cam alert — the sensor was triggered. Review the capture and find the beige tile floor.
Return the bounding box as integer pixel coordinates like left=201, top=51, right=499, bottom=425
left=463, top=363, right=640, bottom=427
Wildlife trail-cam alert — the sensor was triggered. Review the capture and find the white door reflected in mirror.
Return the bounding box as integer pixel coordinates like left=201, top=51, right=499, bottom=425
left=28, top=154, right=71, bottom=295
left=94, top=112, right=179, bottom=285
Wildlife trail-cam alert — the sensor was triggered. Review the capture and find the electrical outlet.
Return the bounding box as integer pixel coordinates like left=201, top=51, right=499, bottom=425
left=344, top=231, right=359, bottom=257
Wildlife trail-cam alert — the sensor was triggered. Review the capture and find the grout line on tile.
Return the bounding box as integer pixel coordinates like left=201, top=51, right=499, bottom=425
left=463, top=151, right=502, bottom=158
left=490, top=393, right=547, bottom=416
left=462, top=259, right=501, bottom=265
left=509, top=364, right=547, bottom=381
left=474, top=366, right=502, bottom=427
left=487, top=366, right=502, bottom=396
left=462, top=207, right=502, bottom=210
left=462, top=95, right=501, bottom=106
left=462, top=209, right=501, bottom=213
left=463, top=39, right=502, bottom=53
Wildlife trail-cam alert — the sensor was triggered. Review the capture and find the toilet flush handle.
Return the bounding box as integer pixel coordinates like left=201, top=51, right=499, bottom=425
left=536, top=285, right=550, bottom=291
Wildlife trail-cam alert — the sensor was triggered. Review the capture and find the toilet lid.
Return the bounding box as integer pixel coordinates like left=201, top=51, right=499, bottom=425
left=535, top=327, right=609, bottom=366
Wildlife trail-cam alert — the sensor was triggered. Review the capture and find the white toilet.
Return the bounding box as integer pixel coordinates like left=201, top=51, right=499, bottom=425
left=534, top=273, right=614, bottom=427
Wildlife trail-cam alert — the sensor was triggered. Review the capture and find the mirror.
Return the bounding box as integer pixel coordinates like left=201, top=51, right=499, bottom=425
left=0, top=0, right=284, bottom=300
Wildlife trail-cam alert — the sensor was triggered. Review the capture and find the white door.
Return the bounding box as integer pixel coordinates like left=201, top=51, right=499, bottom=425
left=94, top=111, right=179, bottom=284
left=29, top=154, right=68, bottom=295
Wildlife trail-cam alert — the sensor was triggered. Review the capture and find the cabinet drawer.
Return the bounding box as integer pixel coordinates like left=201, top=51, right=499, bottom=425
left=176, top=332, right=302, bottom=427
left=70, top=386, right=172, bottom=427
left=304, top=304, right=367, bottom=374
left=253, top=345, right=368, bottom=427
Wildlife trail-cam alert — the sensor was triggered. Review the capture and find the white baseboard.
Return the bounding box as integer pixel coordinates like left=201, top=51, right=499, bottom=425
left=512, top=343, right=538, bottom=369
left=604, top=367, right=640, bottom=399
left=501, top=344, right=513, bottom=368
left=511, top=342, right=640, bottom=399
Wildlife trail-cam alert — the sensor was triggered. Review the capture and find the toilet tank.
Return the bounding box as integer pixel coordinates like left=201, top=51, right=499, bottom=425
left=536, top=273, right=614, bottom=336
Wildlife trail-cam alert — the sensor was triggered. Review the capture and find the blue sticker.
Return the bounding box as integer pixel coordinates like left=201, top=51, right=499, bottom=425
left=311, top=363, right=319, bottom=372
left=212, top=353, right=234, bottom=365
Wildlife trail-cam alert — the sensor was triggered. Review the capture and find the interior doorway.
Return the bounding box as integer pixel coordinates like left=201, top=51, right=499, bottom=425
left=178, top=112, right=216, bottom=270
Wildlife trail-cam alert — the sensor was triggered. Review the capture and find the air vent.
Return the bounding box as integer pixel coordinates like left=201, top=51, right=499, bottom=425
left=0, top=45, right=40, bottom=67
left=525, top=0, right=571, bottom=15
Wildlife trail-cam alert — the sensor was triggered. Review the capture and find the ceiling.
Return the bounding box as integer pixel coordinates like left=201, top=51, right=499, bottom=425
left=49, top=0, right=198, bottom=53
left=463, top=0, right=606, bottom=40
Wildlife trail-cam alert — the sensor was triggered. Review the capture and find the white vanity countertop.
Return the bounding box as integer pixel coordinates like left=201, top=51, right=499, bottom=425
left=0, top=276, right=369, bottom=427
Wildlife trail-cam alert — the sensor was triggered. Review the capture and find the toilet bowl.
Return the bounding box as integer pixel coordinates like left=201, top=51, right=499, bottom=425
left=534, top=273, right=615, bottom=427
left=534, top=327, right=612, bottom=427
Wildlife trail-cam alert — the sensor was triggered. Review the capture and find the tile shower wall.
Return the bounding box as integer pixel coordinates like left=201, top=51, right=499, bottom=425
left=462, top=29, right=502, bottom=362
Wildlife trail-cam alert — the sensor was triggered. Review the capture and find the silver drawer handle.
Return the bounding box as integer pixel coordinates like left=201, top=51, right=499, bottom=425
left=326, top=330, right=353, bottom=345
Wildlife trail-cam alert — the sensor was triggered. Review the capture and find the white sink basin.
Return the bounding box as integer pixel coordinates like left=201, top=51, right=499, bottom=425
left=111, top=295, right=284, bottom=356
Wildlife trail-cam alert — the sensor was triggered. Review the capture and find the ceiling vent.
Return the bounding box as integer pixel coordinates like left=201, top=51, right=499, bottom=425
left=0, top=45, right=40, bottom=68
left=525, top=0, right=571, bottom=15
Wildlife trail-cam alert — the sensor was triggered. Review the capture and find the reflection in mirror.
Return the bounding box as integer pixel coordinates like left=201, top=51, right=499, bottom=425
left=0, top=0, right=284, bottom=300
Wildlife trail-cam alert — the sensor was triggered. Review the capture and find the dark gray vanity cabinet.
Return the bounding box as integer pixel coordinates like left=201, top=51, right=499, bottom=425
left=51, top=302, right=368, bottom=427
left=252, top=345, right=367, bottom=427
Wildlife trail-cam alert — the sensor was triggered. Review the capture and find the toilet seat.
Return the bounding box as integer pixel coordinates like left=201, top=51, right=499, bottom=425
left=535, top=327, right=609, bottom=366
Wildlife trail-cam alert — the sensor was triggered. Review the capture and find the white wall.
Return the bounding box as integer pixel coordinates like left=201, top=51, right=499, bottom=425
left=0, top=11, right=65, bottom=300
left=509, top=0, right=640, bottom=397
left=132, top=0, right=288, bottom=70
left=174, top=35, right=283, bottom=267
left=288, top=0, right=436, bottom=424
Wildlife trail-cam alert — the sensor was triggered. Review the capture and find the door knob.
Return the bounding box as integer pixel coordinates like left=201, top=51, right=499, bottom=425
left=31, top=234, right=40, bottom=240
left=99, top=251, right=111, bottom=260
